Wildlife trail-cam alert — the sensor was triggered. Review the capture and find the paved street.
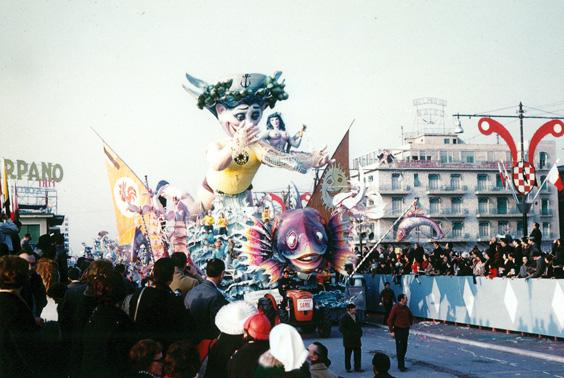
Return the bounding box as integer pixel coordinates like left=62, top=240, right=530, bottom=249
left=302, top=319, right=564, bottom=378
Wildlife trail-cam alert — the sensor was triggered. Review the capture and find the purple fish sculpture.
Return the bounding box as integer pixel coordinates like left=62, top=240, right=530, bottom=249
left=396, top=215, right=445, bottom=242
left=238, top=207, right=356, bottom=283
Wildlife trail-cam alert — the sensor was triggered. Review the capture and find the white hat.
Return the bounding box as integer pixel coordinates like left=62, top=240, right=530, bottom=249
left=269, top=324, right=308, bottom=372
left=215, top=301, right=257, bottom=335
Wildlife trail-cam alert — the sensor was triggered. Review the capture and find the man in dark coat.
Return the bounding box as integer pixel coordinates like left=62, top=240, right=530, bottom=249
left=387, top=294, right=413, bottom=372
left=379, top=282, right=396, bottom=325
left=129, top=257, right=194, bottom=347
left=0, top=256, right=40, bottom=378
left=339, top=303, right=363, bottom=372
left=227, top=313, right=272, bottom=378
left=525, top=251, right=547, bottom=279
left=530, top=222, right=542, bottom=250
left=184, top=258, right=228, bottom=342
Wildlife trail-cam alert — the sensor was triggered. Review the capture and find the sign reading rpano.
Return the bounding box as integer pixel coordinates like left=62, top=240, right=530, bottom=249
left=3, top=159, right=64, bottom=182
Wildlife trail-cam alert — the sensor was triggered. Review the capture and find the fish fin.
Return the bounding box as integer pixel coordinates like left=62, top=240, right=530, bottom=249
left=238, top=216, right=274, bottom=267
left=259, top=259, right=284, bottom=283
left=326, top=211, right=357, bottom=275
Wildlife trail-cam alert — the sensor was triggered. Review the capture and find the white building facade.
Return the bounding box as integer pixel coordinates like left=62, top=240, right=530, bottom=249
left=352, top=132, right=559, bottom=248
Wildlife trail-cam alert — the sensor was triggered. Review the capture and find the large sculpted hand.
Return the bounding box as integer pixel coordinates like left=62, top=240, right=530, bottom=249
left=230, top=122, right=260, bottom=157
left=309, top=146, right=332, bottom=168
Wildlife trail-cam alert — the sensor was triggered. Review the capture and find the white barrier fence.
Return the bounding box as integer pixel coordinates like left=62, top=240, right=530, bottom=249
left=364, top=274, right=564, bottom=338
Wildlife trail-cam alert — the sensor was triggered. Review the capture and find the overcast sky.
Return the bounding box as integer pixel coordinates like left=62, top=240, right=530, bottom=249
left=2, top=0, right=564, bottom=254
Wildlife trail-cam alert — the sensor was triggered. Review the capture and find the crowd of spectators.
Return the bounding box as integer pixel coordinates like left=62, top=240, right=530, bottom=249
left=358, top=235, right=564, bottom=280
left=0, top=245, right=346, bottom=378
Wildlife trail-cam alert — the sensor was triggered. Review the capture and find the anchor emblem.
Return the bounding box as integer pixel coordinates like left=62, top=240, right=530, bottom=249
left=240, top=74, right=252, bottom=88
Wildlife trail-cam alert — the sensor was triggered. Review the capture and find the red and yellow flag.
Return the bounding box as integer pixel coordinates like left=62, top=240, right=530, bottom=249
left=103, top=144, right=164, bottom=258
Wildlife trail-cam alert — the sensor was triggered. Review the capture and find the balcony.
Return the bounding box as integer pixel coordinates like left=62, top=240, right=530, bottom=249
left=441, top=232, right=472, bottom=242
left=476, top=233, right=494, bottom=242
left=426, top=184, right=468, bottom=195
left=538, top=209, right=553, bottom=217
left=428, top=208, right=469, bottom=218
left=379, top=209, right=405, bottom=219
left=474, top=185, right=512, bottom=195
left=378, top=184, right=412, bottom=195
left=475, top=208, right=522, bottom=218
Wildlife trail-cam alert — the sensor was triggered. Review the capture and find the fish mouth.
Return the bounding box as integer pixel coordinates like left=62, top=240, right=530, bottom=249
left=290, top=253, right=323, bottom=272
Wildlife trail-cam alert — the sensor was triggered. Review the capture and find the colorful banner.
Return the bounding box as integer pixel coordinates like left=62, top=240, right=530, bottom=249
left=1, top=159, right=11, bottom=218
left=307, top=129, right=350, bottom=221
left=102, top=144, right=164, bottom=258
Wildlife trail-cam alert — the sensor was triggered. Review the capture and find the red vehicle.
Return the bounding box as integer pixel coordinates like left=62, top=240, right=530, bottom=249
left=282, top=289, right=332, bottom=337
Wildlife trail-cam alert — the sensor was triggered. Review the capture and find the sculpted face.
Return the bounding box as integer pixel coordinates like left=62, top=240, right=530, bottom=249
left=275, top=208, right=328, bottom=273
left=271, top=116, right=280, bottom=129
left=216, top=103, right=263, bottom=137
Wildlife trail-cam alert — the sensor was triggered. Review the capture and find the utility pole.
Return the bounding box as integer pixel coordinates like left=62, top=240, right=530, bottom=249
left=454, top=103, right=564, bottom=239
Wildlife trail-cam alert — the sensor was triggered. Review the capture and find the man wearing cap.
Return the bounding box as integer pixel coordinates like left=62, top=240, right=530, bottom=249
left=307, top=342, right=338, bottom=378
left=227, top=312, right=272, bottom=378
left=185, top=258, right=228, bottom=341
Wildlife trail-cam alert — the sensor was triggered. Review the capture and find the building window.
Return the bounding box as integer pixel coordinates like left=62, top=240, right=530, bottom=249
left=497, top=198, right=508, bottom=214
left=392, top=173, right=401, bottom=190
left=392, top=197, right=403, bottom=214
left=541, top=199, right=550, bottom=215
left=477, top=174, right=488, bottom=190
left=414, top=173, right=421, bottom=187
left=478, top=197, right=489, bottom=213
left=496, top=173, right=504, bottom=189
left=367, top=175, right=373, bottom=182
left=498, top=221, right=509, bottom=235
left=444, top=138, right=450, bottom=144
left=543, top=222, right=551, bottom=238
left=479, top=222, right=490, bottom=238
left=428, top=174, right=439, bottom=190
left=453, top=138, right=457, bottom=144
left=451, top=197, right=462, bottom=214
left=452, top=222, right=463, bottom=237
left=450, top=174, right=461, bottom=189
left=429, top=197, right=440, bottom=214
left=461, top=151, right=475, bottom=163
left=440, top=150, right=454, bottom=163
left=539, top=152, right=549, bottom=169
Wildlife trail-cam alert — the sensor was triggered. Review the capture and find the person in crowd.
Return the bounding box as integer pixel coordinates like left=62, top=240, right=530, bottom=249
left=60, top=259, right=114, bottom=377
left=387, top=294, right=413, bottom=372
left=128, top=257, right=193, bottom=347
left=204, top=301, right=256, bottom=378
left=504, top=253, right=518, bottom=278
left=67, top=266, right=83, bottom=289
left=339, top=303, right=363, bottom=373
left=212, top=238, right=226, bottom=260
left=257, top=296, right=280, bottom=327
left=379, top=282, right=395, bottom=325
left=80, top=269, right=135, bottom=378
left=36, top=257, right=60, bottom=321
left=307, top=341, right=337, bottom=378
left=530, top=222, right=542, bottom=249
left=553, top=239, right=564, bottom=278
left=228, top=312, right=272, bottom=378
left=18, top=251, right=48, bottom=317
left=254, top=323, right=310, bottom=377
left=20, top=233, right=33, bottom=253
left=0, top=218, right=21, bottom=254
left=54, top=233, right=69, bottom=284
left=278, top=268, right=292, bottom=306
left=164, top=340, right=201, bottom=378
left=542, top=255, right=554, bottom=278
left=217, top=212, right=228, bottom=236
left=185, top=258, right=228, bottom=342
left=372, top=352, right=394, bottom=378
left=261, top=206, right=271, bottom=224
left=0, top=255, right=41, bottom=378
left=170, top=252, right=199, bottom=298
left=525, top=251, right=547, bottom=279
left=129, top=339, right=164, bottom=378
left=518, top=256, right=532, bottom=278
left=471, top=254, right=485, bottom=277
left=203, top=210, right=215, bottom=234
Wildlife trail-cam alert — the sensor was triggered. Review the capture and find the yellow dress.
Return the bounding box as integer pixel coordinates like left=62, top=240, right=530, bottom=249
left=206, top=142, right=261, bottom=195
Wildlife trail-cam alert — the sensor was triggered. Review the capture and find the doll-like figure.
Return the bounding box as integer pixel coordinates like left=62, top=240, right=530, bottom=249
left=183, top=72, right=331, bottom=215
left=261, top=112, right=305, bottom=152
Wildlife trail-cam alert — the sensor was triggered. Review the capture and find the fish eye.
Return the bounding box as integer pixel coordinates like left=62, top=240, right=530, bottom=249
left=286, top=231, right=298, bottom=250
left=315, top=231, right=323, bottom=242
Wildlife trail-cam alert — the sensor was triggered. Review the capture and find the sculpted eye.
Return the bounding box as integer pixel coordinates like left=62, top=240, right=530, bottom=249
left=234, top=113, right=245, bottom=121
left=251, top=111, right=261, bottom=121
left=315, top=231, right=323, bottom=242
left=286, top=231, right=298, bottom=250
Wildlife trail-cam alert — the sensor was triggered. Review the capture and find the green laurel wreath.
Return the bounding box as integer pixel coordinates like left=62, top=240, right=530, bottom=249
left=197, top=75, right=289, bottom=109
